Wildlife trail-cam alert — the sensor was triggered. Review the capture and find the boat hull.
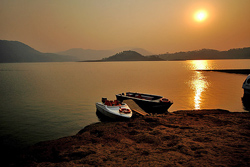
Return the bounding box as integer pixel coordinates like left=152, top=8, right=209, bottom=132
left=243, top=89, right=250, bottom=95
left=116, top=93, right=173, bottom=113
left=96, top=102, right=132, bottom=120
left=243, top=75, right=250, bottom=96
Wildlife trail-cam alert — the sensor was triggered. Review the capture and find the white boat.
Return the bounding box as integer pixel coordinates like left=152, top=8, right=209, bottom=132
left=242, top=75, right=250, bottom=95
left=96, top=98, right=132, bottom=120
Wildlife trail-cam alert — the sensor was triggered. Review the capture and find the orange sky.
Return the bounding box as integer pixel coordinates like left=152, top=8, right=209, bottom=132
left=0, top=0, right=250, bottom=54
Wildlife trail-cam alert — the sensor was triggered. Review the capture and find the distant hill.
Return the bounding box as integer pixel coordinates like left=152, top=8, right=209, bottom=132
left=0, top=40, right=77, bottom=63
left=113, top=47, right=153, bottom=56
left=57, top=48, right=153, bottom=61
left=101, top=50, right=162, bottom=61
left=57, top=48, right=115, bottom=61
left=86, top=47, right=250, bottom=62
left=158, top=48, right=250, bottom=60
left=129, top=48, right=153, bottom=56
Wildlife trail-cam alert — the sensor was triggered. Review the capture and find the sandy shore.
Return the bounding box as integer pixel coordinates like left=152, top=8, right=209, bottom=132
left=9, top=109, right=250, bottom=167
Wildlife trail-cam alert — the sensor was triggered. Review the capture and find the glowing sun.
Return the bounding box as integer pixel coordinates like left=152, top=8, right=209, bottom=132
left=194, top=10, right=207, bottom=22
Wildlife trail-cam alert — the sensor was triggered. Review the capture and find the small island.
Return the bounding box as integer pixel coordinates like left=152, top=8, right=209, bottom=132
left=83, top=50, right=163, bottom=62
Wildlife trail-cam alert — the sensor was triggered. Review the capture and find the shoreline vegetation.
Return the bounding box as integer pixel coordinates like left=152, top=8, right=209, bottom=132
left=9, top=109, right=250, bottom=167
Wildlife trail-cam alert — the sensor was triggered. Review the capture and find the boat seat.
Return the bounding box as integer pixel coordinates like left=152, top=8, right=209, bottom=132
left=105, top=100, right=112, bottom=106
left=142, top=95, right=153, bottom=100
left=135, top=94, right=142, bottom=98
left=114, top=100, right=119, bottom=106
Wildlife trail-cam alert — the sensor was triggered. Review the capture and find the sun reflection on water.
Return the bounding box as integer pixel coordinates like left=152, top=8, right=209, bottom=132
left=190, top=60, right=210, bottom=70
left=191, top=71, right=209, bottom=109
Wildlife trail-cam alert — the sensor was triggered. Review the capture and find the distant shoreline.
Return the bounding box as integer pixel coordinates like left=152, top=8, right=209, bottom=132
left=80, top=58, right=250, bottom=63
left=196, top=69, right=250, bottom=75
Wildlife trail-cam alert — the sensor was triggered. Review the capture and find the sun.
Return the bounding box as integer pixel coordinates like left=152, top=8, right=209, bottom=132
left=194, top=10, right=207, bottom=22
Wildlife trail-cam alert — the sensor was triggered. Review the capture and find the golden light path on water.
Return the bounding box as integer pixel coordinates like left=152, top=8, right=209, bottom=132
left=192, top=71, right=209, bottom=109
left=190, top=60, right=210, bottom=70
left=189, top=60, right=210, bottom=109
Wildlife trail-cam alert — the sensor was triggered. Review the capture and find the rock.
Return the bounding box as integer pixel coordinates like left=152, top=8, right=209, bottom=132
left=10, top=110, right=250, bottom=167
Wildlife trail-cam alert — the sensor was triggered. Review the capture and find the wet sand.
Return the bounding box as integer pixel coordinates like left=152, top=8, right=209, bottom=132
left=10, top=109, right=250, bottom=167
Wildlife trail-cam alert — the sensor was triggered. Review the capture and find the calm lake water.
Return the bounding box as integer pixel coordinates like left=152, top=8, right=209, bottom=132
left=0, top=60, right=249, bottom=150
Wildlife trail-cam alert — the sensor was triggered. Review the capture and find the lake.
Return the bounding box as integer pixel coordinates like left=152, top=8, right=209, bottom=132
left=0, top=60, right=249, bottom=151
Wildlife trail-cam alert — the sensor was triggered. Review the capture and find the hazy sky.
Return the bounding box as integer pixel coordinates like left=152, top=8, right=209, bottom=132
left=1, top=0, right=250, bottom=54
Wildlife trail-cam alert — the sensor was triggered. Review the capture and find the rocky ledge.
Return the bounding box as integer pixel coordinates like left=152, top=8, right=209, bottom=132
left=10, top=109, right=250, bottom=167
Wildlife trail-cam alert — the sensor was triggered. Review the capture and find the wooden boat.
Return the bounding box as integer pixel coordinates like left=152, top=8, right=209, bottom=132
left=116, top=92, right=173, bottom=113
left=96, top=98, right=132, bottom=119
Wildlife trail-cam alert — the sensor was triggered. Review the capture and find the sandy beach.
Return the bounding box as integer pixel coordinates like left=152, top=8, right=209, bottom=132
left=9, top=109, right=250, bottom=167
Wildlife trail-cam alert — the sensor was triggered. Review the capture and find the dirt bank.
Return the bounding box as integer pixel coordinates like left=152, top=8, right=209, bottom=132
left=10, top=109, right=250, bottom=167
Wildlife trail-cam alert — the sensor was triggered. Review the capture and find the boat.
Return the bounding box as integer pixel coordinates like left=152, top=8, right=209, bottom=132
left=96, top=98, right=132, bottom=120
left=116, top=92, right=173, bottom=113
left=242, top=74, right=250, bottom=97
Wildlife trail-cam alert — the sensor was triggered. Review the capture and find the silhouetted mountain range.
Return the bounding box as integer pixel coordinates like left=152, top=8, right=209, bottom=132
left=57, top=48, right=114, bottom=61
left=1, top=40, right=250, bottom=63
left=158, top=48, right=250, bottom=60
left=0, top=40, right=77, bottom=63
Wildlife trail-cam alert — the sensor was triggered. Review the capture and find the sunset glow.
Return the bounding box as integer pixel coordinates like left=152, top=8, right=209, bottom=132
left=0, top=0, right=250, bottom=53
left=194, top=10, right=207, bottom=22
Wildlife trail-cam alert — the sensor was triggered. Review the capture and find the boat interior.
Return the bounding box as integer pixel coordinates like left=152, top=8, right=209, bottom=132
left=124, top=92, right=161, bottom=100
left=103, top=99, right=122, bottom=106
